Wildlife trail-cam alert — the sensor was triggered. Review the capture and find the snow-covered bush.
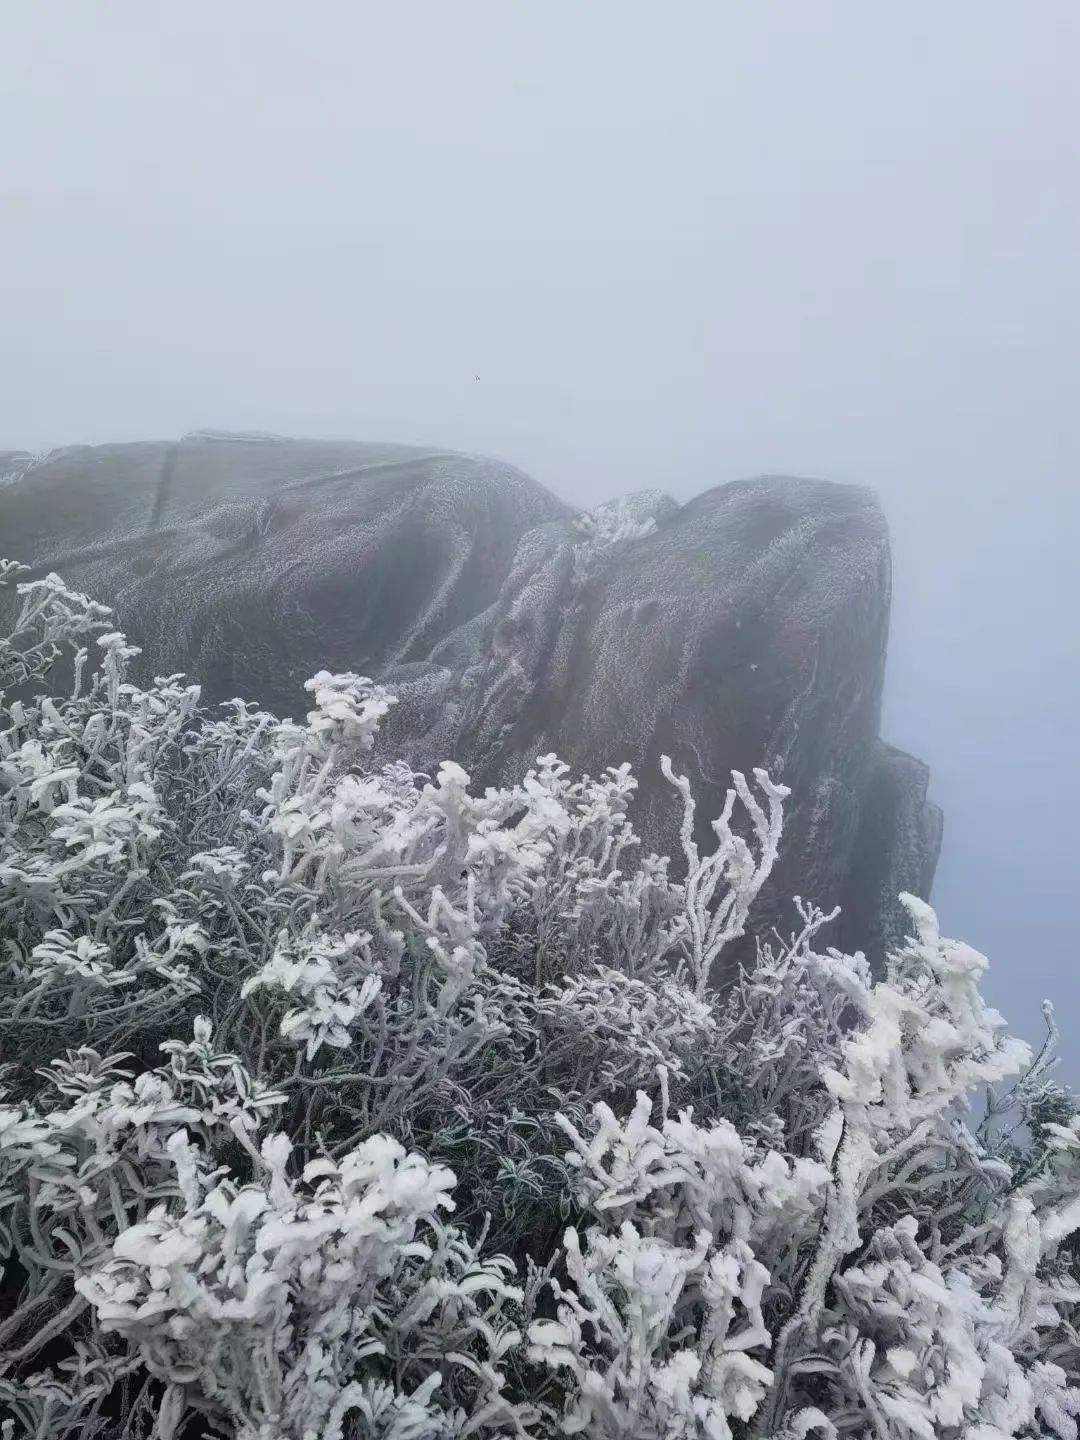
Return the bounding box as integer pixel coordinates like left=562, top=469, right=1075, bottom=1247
left=571, top=496, right=663, bottom=586
left=76, top=1128, right=530, bottom=1440
left=1, top=558, right=1077, bottom=1440
left=528, top=1091, right=828, bottom=1438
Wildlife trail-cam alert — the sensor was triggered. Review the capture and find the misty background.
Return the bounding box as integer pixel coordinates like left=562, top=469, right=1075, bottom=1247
left=2, top=3, right=1076, bottom=1061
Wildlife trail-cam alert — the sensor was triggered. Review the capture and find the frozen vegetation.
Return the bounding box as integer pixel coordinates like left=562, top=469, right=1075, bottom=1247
left=0, top=558, right=1077, bottom=1440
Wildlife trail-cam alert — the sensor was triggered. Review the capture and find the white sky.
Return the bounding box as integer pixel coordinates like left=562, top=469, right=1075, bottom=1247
left=2, top=2, right=1078, bottom=1061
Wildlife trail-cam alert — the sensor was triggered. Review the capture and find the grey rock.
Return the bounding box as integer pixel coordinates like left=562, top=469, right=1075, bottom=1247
left=841, top=743, right=945, bottom=959
left=0, top=433, right=568, bottom=714
left=0, top=433, right=941, bottom=969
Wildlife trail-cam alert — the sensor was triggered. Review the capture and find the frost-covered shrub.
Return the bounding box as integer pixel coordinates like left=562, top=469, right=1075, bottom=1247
left=529, top=1092, right=828, bottom=1438
left=1, top=558, right=1078, bottom=1440
left=77, top=1128, right=530, bottom=1440
left=571, top=496, right=662, bottom=586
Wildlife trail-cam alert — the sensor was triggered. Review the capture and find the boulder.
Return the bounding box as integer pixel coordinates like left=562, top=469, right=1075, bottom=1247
left=0, top=433, right=567, bottom=713
left=0, top=433, right=941, bottom=968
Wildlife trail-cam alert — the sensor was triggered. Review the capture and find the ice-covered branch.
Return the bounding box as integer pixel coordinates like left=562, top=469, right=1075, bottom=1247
left=661, top=755, right=789, bottom=995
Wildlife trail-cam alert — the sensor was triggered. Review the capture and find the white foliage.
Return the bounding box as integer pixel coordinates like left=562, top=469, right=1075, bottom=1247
left=571, top=496, right=661, bottom=585
left=241, top=927, right=381, bottom=1060
left=661, top=755, right=789, bottom=996
left=529, top=1092, right=827, bottom=1437
left=77, top=1130, right=529, bottom=1440
left=1, top=559, right=1078, bottom=1440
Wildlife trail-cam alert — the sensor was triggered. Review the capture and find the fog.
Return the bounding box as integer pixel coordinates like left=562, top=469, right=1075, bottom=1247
left=2, top=3, right=1077, bottom=1059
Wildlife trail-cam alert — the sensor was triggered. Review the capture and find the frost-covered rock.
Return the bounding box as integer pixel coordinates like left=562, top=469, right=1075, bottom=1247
left=0, top=436, right=940, bottom=967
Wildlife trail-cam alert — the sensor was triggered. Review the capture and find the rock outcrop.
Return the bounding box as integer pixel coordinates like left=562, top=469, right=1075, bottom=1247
left=0, top=434, right=567, bottom=713
left=0, top=432, right=942, bottom=968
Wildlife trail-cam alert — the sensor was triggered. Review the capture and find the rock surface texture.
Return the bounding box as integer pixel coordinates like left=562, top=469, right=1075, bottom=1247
left=0, top=432, right=942, bottom=968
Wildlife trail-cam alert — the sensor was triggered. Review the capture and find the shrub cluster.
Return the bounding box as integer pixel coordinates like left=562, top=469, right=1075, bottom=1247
left=0, top=559, right=1077, bottom=1440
